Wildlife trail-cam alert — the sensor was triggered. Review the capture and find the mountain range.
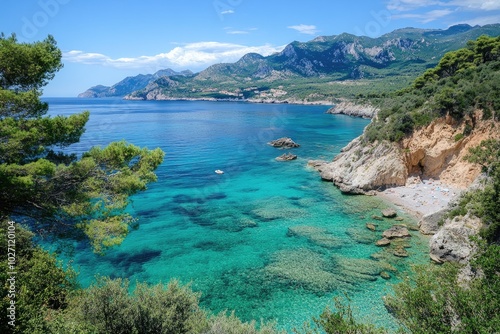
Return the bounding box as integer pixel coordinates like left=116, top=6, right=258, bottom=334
left=78, top=69, right=193, bottom=98
left=78, top=24, right=500, bottom=102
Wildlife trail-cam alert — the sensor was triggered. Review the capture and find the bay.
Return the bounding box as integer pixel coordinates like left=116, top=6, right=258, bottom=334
left=44, top=98, right=429, bottom=332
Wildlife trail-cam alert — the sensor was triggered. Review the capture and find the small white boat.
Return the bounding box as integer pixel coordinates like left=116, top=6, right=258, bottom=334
left=215, top=169, right=224, bottom=174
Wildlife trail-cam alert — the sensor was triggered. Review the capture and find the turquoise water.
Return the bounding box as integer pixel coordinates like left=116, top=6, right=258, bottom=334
left=45, top=98, right=429, bottom=332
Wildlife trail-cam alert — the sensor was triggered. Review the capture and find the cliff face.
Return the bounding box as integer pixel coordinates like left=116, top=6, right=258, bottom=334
left=311, top=137, right=407, bottom=194
left=402, top=112, right=498, bottom=189
left=314, top=112, right=499, bottom=194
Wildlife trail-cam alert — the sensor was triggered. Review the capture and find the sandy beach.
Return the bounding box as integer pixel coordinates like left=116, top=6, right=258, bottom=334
left=376, top=178, right=463, bottom=219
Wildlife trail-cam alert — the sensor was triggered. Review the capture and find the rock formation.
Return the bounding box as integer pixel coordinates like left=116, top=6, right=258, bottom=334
left=268, top=137, right=300, bottom=149
left=429, top=213, right=482, bottom=264
left=308, top=136, right=407, bottom=194
left=311, top=111, right=499, bottom=194
left=275, top=153, right=298, bottom=161
left=326, top=101, right=379, bottom=119
left=382, top=225, right=411, bottom=239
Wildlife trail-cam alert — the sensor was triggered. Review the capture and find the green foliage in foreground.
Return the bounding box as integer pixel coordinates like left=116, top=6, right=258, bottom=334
left=386, top=243, right=500, bottom=334
left=296, top=297, right=386, bottom=334
left=449, top=139, right=500, bottom=242
left=364, top=35, right=500, bottom=142
left=0, top=220, right=78, bottom=334
left=0, top=34, right=164, bottom=253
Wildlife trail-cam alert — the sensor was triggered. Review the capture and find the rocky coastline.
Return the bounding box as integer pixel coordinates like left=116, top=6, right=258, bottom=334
left=310, top=113, right=499, bottom=265
left=326, top=101, right=379, bottom=119
left=123, top=94, right=335, bottom=106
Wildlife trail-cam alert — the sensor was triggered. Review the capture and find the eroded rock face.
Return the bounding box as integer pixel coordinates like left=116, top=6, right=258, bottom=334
left=309, top=136, right=407, bottom=194
left=402, top=112, right=499, bottom=189
left=429, top=214, right=482, bottom=264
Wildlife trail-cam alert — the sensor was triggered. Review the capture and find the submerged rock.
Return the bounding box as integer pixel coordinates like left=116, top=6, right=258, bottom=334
left=366, top=223, right=377, bottom=232
left=383, top=225, right=411, bottom=239
left=380, top=271, right=391, bottom=279
left=287, top=225, right=343, bottom=249
left=393, top=246, right=409, bottom=257
left=376, top=238, right=392, bottom=247
left=268, top=137, right=300, bottom=149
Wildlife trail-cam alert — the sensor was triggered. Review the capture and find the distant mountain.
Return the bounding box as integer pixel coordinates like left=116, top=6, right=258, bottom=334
left=78, top=69, right=193, bottom=98
left=122, top=24, right=500, bottom=103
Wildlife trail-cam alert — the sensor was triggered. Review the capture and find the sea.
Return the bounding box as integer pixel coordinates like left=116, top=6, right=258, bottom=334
left=44, top=98, right=429, bottom=332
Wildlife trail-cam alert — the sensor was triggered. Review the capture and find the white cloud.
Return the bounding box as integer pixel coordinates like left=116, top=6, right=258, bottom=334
left=388, top=0, right=500, bottom=12
left=220, top=9, right=235, bottom=15
left=449, top=0, right=500, bottom=10
left=387, top=0, right=442, bottom=12
left=63, top=42, right=284, bottom=72
left=452, top=14, right=500, bottom=25
left=393, top=8, right=454, bottom=23
left=227, top=30, right=249, bottom=34
left=287, top=24, right=319, bottom=35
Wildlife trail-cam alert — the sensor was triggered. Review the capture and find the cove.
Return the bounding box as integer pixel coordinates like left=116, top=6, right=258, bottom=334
left=44, top=98, right=429, bottom=332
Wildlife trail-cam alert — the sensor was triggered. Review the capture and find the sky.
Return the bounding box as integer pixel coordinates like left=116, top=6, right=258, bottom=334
left=1, top=0, right=500, bottom=97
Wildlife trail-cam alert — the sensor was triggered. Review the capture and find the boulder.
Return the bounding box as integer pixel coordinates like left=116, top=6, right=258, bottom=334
left=366, top=223, right=377, bottom=232
left=376, top=238, right=391, bottom=246
left=268, top=137, right=300, bottom=149
left=418, top=208, right=448, bottom=235
left=275, top=152, right=297, bottom=161
left=429, top=213, right=481, bottom=264
left=382, top=209, right=397, bottom=218
left=382, top=225, right=411, bottom=239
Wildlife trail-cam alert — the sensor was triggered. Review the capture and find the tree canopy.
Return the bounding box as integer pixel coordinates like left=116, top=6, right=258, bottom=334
left=364, top=35, right=500, bottom=142
left=0, top=34, right=164, bottom=253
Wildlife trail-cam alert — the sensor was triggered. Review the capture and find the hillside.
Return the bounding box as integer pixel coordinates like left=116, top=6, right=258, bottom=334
left=78, top=68, right=193, bottom=98
left=314, top=35, right=500, bottom=194
left=122, top=24, right=500, bottom=102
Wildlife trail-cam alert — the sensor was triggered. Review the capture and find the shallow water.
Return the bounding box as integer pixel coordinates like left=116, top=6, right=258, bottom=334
left=44, top=98, right=429, bottom=332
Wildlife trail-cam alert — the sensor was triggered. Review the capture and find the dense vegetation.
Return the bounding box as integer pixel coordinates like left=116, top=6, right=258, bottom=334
left=364, top=35, right=500, bottom=142
left=0, top=34, right=165, bottom=253
left=2, top=35, right=500, bottom=333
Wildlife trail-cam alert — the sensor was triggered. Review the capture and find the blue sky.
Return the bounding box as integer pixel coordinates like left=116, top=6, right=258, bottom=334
left=2, top=0, right=500, bottom=96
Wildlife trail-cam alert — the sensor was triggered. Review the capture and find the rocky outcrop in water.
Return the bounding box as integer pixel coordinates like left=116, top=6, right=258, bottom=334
left=309, top=137, right=407, bottom=194
left=268, top=137, right=300, bottom=149
left=326, top=101, right=379, bottom=119
left=275, top=153, right=298, bottom=161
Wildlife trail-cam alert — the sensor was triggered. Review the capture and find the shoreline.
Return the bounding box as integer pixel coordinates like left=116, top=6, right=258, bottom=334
left=375, top=178, right=462, bottom=220
left=122, top=95, right=335, bottom=106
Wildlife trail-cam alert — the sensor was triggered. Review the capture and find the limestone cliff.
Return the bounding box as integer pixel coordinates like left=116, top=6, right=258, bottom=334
left=309, top=137, right=407, bottom=194
left=402, top=113, right=498, bottom=189
left=312, top=111, right=499, bottom=194
left=326, top=101, right=379, bottom=119
left=429, top=213, right=482, bottom=264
